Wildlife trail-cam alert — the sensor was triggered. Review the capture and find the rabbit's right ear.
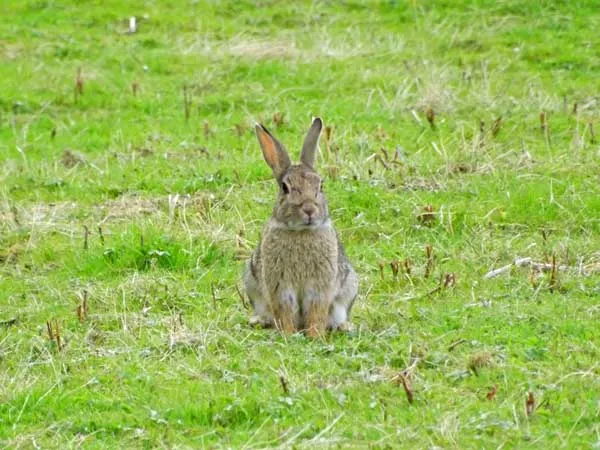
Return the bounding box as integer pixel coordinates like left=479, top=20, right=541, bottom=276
left=300, top=117, right=323, bottom=168
left=255, top=124, right=291, bottom=180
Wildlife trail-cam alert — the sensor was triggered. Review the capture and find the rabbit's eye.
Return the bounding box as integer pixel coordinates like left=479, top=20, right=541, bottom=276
left=315, top=182, right=322, bottom=198
left=281, top=182, right=290, bottom=194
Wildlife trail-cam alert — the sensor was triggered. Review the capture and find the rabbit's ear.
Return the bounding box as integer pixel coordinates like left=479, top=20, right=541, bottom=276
left=300, top=117, right=323, bottom=168
left=255, top=124, right=291, bottom=180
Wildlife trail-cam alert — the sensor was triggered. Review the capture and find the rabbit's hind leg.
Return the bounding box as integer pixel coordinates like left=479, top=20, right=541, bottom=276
left=304, top=289, right=332, bottom=338
left=244, top=261, right=273, bottom=328
left=329, top=267, right=358, bottom=331
left=273, top=288, right=298, bottom=334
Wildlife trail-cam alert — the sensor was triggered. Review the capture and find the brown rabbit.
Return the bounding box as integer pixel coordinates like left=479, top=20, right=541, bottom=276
left=243, top=117, right=358, bottom=336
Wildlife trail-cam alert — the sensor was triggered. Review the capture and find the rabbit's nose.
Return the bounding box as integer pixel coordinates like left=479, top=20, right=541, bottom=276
left=302, top=204, right=317, bottom=218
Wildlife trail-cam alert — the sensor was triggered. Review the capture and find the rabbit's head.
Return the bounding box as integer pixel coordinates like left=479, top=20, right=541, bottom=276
left=255, top=118, right=328, bottom=230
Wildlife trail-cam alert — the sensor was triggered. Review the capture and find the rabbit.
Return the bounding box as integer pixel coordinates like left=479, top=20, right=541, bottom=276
left=243, top=117, right=358, bottom=337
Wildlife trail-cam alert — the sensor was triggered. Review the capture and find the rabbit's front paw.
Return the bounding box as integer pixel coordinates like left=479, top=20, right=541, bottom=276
left=334, top=321, right=354, bottom=333
left=249, top=315, right=273, bottom=328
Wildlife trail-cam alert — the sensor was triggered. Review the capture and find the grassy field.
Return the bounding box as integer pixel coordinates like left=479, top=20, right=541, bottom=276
left=1, top=0, right=600, bottom=448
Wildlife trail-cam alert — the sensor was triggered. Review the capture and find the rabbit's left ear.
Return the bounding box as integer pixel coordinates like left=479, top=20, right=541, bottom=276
left=255, top=124, right=291, bottom=181
left=300, top=117, right=323, bottom=168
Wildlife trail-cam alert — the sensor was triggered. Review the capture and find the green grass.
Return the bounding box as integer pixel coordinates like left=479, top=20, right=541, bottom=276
left=1, top=0, right=600, bottom=448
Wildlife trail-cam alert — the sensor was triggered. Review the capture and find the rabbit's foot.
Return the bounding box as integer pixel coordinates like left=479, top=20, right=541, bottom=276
left=249, top=315, right=273, bottom=328
left=332, top=321, right=354, bottom=332
left=306, top=324, right=325, bottom=338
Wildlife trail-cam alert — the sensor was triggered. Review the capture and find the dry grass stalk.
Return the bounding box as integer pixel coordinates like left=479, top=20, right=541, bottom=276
left=46, top=320, right=53, bottom=341
left=540, top=111, right=551, bottom=147
left=0, top=318, right=18, bottom=328
left=491, top=117, right=502, bottom=138
left=380, top=147, right=390, bottom=162
left=486, top=385, right=498, bottom=400
left=235, top=283, right=249, bottom=310
left=324, top=125, right=333, bottom=143
left=375, top=126, right=389, bottom=141
left=400, top=374, right=414, bottom=404
left=62, top=149, right=86, bottom=168
left=448, top=338, right=466, bottom=351
left=324, top=125, right=333, bottom=158
left=272, top=112, right=285, bottom=127
left=392, top=360, right=418, bottom=405
left=479, top=119, right=486, bottom=148
left=539, top=111, right=547, bottom=133
left=425, top=107, right=435, bottom=130
left=529, top=267, right=540, bottom=289
left=426, top=272, right=456, bottom=297
left=468, top=351, right=492, bottom=376
left=549, top=254, right=558, bottom=293
left=203, top=120, right=212, bottom=138
left=234, top=123, right=246, bottom=137
left=77, top=290, right=89, bottom=323
left=526, top=392, right=535, bottom=416
left=391, top=372, right=414, bottom=404
left=443, top=273, right=456, bottom=288
left=327, top=166, right=339, bottom=181
left=390, top=260, right=400, bottom=280
left=424, top=244, right=434, bottom=278
left=378, top=262, right=385, bottom=280
left=403, top=259, right=412, bottom=276
left=83, top=225, right=89, bottom=250
left=98, top=226, right=105, bottom=246
left=55, top=321, right=62, bottom=350
left=77, top=305, right=85, bottom=323
left=46, top=319, right=63, bottom=350
left=417, top=205, right=436, bottom=226
left=279, top=374, right=289, bottom=394
left=374, top=153, right=390, bottom=170
left=10, top=205, right=20, bottom=226
left=183, top=84, right=191, bottom=121
left=75, top=67, right=84, bottom=102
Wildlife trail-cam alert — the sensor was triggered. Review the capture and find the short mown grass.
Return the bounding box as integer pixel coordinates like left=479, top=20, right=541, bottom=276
left=1, top=0, right=599, bottom=448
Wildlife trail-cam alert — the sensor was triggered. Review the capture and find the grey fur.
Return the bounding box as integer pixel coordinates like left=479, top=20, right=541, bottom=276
left=300, top=117, right=322, bottom=168
left=244, top=117, right=358, bottom=336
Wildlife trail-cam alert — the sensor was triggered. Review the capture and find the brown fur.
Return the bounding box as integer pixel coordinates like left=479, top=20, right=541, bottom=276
left=244, top=118, right=358, bottom=336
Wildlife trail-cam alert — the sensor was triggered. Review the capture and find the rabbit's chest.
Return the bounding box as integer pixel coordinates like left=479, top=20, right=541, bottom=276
left=261, top=227, right=337, bottom=290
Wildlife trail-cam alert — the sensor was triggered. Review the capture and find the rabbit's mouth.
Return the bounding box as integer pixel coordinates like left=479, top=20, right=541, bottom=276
left=275, top=217, right=329, bottom=231
left=299, top=213, right=322, bottom=228
left=299, top=215, right=329, bottom=229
